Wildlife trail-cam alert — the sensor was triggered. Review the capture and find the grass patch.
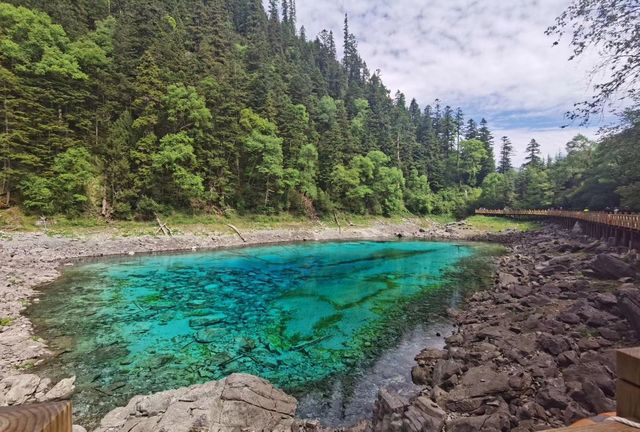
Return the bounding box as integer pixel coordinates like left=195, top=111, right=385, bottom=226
left=0, top=317, right=14, bottom=327
left=424, top=214, right=457, bottom=225
left=464, top=215, right=540, bottom=233
left=1, top=207, right=537, bottom=236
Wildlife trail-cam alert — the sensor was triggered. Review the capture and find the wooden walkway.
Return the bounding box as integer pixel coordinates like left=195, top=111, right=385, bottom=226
left=475, top=209, right=640, bottom=232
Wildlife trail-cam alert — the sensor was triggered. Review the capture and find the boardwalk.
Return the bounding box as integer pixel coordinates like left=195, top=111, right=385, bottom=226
left=476, top=209, right=640, bottom=232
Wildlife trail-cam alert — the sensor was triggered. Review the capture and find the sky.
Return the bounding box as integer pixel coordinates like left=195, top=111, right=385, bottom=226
left=286, top=0, right=606, bottom=166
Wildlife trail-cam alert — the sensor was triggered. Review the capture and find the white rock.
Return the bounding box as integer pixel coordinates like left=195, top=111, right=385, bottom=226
left=41, top=376, right=75, bottom=401
left=1, top=374, right=41, bottom=405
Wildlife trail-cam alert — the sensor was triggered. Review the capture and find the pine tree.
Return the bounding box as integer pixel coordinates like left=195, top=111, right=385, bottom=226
left=477, top=118, right=496, bottom=182
left=525, top=138, right=542, bottom=167
left=498, top=136, right=514, bottom=173
left=465, top=119, right=478, bottom=139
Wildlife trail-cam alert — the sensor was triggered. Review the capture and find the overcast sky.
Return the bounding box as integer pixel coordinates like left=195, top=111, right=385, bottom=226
left=286, top=0, right=605, bottom=166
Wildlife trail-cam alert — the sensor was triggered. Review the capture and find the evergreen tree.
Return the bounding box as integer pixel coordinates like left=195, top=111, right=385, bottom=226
left=464, top=119, right=478, bottom=139
left=525, top=138, right=542, bottom=167
left=498, top=136, right=513, bottom=173
left=477, top=118, right=496, bottom=182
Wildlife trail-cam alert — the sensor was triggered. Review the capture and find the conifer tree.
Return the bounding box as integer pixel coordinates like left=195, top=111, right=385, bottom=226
left=498, top=136, right=514, bottom=173
left=525, top=138, right=542, bottom=167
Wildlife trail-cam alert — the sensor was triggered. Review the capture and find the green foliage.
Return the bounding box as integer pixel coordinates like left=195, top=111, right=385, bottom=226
left=50, top=147, right=94, bottom=214
left=151, top=132, right=204, bottom=204
left=331, top=151, right=405, bottom=216
left=21, top=176, right=54, bottom=215
left=13, top=0, right=637, bottom=220
left=459, top=139, right=488, bottom=186
left=21, top=147, right=94, bottom=215
left=404, top=169, right=433, bottom=215
left=479, top=172, right=515, bottom=209
left=515, top=166, right=553, bottom=209
left=432, top=187, right=482, bottom=218
left=240, top=108, right=284, bottom=211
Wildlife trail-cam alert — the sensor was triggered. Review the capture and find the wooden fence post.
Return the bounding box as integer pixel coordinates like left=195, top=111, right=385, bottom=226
left=0, top=401, right=72, bottom=432
left=617, top=347, right=640, bottom=421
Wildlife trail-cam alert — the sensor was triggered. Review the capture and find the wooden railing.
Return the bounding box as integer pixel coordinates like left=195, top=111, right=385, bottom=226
left=0, top=401, right=72, bottom=432
left=476, top=209, right=640, bottom=232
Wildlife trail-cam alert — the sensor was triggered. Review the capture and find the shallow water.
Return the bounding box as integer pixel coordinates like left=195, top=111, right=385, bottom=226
left=27, top=240, right=476, bottom=426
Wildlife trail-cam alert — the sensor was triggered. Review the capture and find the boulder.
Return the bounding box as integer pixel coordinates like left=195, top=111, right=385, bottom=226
left=402, top=397, right=445, bottom=432
left=617, top=287, right=640, bottom=337
left=589, top=254, right=637, bottom=280
left=536, top=379, right=570, bottom=409
left=509, top=285, right=532, bottom=299
left=0, top=374, right=41, bottom=405
left=432, top=359, right=463, bottom=387
left=448, top=366, right=511, bottom=400
left=411, top=366, right=430, bottom=385
left=94, top=374, right=298, bottom=432
left=447, top=413, right=510, bottom=432
left=41, top=376, right=75, bottom=402
left=538, top=333, right=571, bottom=356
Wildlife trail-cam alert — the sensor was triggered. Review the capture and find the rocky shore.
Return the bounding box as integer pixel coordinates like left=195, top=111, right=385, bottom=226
left=372, top=226, right=640, bottom=431
left=2, top=220, right=639, bottom=431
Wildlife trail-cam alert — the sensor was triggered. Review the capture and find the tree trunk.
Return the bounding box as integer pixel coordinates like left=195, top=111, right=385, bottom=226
left=2, top=94, right=10, bottom=206
left=396, top=130, right=401, bottom=167
left=264, top=178, right=270, bottom=207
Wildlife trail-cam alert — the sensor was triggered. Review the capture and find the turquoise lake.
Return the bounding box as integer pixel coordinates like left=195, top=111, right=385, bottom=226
left=27, top=240, right=482, bottom=426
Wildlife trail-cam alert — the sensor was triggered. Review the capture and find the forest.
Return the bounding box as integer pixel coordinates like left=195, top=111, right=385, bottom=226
left=0, top=0, right=639, bottom=220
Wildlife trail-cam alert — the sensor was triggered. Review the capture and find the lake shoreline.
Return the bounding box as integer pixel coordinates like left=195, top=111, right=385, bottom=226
left=371, top=225, right=640, bottom=431
left=0, top=220, right=484, bottom=381
left=9, top=220, right=618, bottom=432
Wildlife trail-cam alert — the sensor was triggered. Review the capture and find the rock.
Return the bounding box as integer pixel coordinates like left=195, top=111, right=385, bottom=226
left=569, top=301, right=617, bottom=327
left=94, top=374, right=298, bottom=432
left=557, top=312, right=580, bottom=325
left=432, top=359, right=463, bottom=387
left=557, top=351, right=579, bottom=367
left=376, top=389, right=408, bottom=415
left=538, top=333, right=571, bottom=356
left=372, top=389, right=408, bottom=432
left=447, top=413, right=510, bottom=432
left=509, top=285, right=532, bottom=299
left=569, top=380, right=614, bottom=413
left=516, top=401, right=547, bottom=421
left=593, top=292, right=617, bottom=307
left=411, top=366, right=430, bottom=385
left=448, top=366, right=510, bottom=400
left=415, top=348, right=447, bottom=363
left=0, top=374, right=41, bottom=405
left=598, top=327, right=620, bottom=341
left=402, top=397, right=445, bottom=432
left=72, top=426, right=87, bottom=432
left=41, top=376, right=75, bottom=402
left=590, top=254, right=637, bottom=280
left=498, top=272, right=519, bottom=288
left=618, top=287, right=640, bottom=337
left=536, top=379, right=570, bottom=409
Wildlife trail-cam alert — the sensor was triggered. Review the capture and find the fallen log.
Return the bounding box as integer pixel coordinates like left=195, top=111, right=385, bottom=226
left=226, top=224, right=246, bottom=242
left=154, top=213, right=173, bottom=236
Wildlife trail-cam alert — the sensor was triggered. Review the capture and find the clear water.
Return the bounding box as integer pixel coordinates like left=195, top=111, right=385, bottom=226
left=27, top=240, right=475, bottom=427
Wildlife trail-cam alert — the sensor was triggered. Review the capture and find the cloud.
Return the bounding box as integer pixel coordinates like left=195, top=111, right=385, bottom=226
left=492, top=125, right=599, bottom=166
left=283, top=0, right=611, bottom=161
